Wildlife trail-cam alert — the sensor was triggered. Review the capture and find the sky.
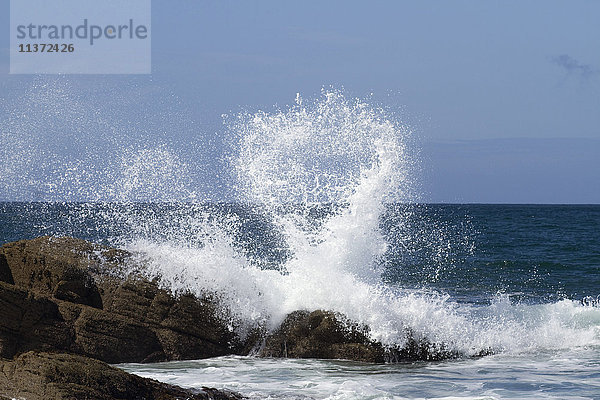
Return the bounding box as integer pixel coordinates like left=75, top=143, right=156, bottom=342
left=1, top=0, right=599, bottom=203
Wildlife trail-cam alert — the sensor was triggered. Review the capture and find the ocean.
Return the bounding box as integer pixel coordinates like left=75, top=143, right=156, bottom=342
left=1, top=202, right=599, bottom=400
left=1, top=91, right=599, bottom=399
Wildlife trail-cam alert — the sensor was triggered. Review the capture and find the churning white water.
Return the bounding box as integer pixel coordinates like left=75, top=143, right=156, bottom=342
left=120, top=348, right=600, bottom=400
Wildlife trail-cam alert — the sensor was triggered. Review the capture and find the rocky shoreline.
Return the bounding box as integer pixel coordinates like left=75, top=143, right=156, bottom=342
left=0, top=351, right=243, bottom=400
left=0, top=236, right=458, bottom=399
left=0, top=237, right=250, bottom=399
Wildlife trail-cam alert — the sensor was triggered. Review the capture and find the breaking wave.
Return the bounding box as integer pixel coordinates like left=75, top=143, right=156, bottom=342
left=2, top=81, right=598, bottom=357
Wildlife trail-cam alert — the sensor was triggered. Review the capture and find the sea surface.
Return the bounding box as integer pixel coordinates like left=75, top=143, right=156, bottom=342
left=1, top=202, right=599, bottom=400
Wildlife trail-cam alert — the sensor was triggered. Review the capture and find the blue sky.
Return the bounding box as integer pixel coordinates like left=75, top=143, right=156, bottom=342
left=1, top=0, right=599, bottom=203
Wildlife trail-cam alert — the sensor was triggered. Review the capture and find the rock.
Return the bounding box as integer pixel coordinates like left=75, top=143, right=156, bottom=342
left=98, top=279, right=236, bottom=361
left=0, top=351, right=244, bottom=400
left=0, top=236, right=246, bottom=399
left=258, top=310, right=386, bottom=363
left=0, top=253, right=13, bottom=285
left=72, top=305, right=164, bottom=363
left=384, top=333, right=461, bottom=362
left=256, top=310, right=477, bottom=363
left=0, top=237, right=240, bottom=363
left=0, top=237, right=115, bottom=308
left=0, top=282, right=73, bottom=359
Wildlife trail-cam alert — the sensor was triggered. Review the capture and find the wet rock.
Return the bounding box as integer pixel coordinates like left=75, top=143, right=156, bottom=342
left=0, top=237, right=239, bottom=363
left=0, top=253, right=13, bottom=285
left=384, top=335, right=460, bottom=362
left=257, top=310, right=480, bottom=363
left=0, top=237, right=108, bottom=308
left=0, top=282, right=73, bottom=359
left=0, top=351, right=244, bottom=400
left=258, top=310, right=386, bottom=363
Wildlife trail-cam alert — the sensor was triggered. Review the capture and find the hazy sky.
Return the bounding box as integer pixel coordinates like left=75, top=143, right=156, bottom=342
left=1, top=1, right=599, bottom=203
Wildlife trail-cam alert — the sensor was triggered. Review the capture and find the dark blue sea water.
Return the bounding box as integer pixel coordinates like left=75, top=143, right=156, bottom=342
left=385, top=204, right=600, bottom=304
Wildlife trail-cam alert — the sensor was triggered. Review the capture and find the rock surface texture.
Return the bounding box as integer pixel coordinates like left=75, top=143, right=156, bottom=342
left=0, top=351, right=244, bottom=400
left=258, top=310, right=386, bottom=363
left=0, top=236, right=244, bottom=400
left=0, top=236, right=238, bottom=363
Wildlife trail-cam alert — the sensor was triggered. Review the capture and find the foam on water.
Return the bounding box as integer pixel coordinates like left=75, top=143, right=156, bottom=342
left=120, top=347, right=600, bottom=399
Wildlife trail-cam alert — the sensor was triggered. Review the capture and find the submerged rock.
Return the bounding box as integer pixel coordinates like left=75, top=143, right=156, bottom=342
left=0, top=351, right=244, bottom=400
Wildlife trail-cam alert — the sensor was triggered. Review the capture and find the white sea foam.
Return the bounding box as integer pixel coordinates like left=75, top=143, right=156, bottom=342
left=123, top=90, right=599, bottom=355
left=120, top=348, right=600, bottom=399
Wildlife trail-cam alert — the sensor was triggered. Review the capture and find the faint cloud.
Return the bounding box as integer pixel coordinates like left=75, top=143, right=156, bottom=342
left=551, top=54, right=598, bottom=79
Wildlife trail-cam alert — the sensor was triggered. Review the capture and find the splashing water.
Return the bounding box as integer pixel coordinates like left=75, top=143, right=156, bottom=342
left=229, top=90, right=412, bottom=283
left=126, top=90, right=599, bottom=355
left=3, top=80, right=598, bottom=357
left=130, top=91, right=412, bottom=337
left=0, top=76, right=202, bottom=202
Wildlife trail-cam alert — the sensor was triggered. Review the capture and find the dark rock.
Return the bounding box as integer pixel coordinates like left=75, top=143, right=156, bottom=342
left=258, top=310, right=386, bottom=363
left=0, top=282, right=73, bottom=359
left=384, top=329, right=495, bottom=362
left=0, top=351, right=244, bottom=400
left=72, top=306, right=164, bottom=363
left=98, top=278, right=236, bottom=361
left=0, top=235, right=247, bottom=398
left=0, top=237, right=240, bottom=363
left=0, top=237, right=106, bottom=308
left=384, top=333, right=460, bottom=362
left=256, top=310, right=479, bottom=363
left=0, top=253, right=13, bottom=285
